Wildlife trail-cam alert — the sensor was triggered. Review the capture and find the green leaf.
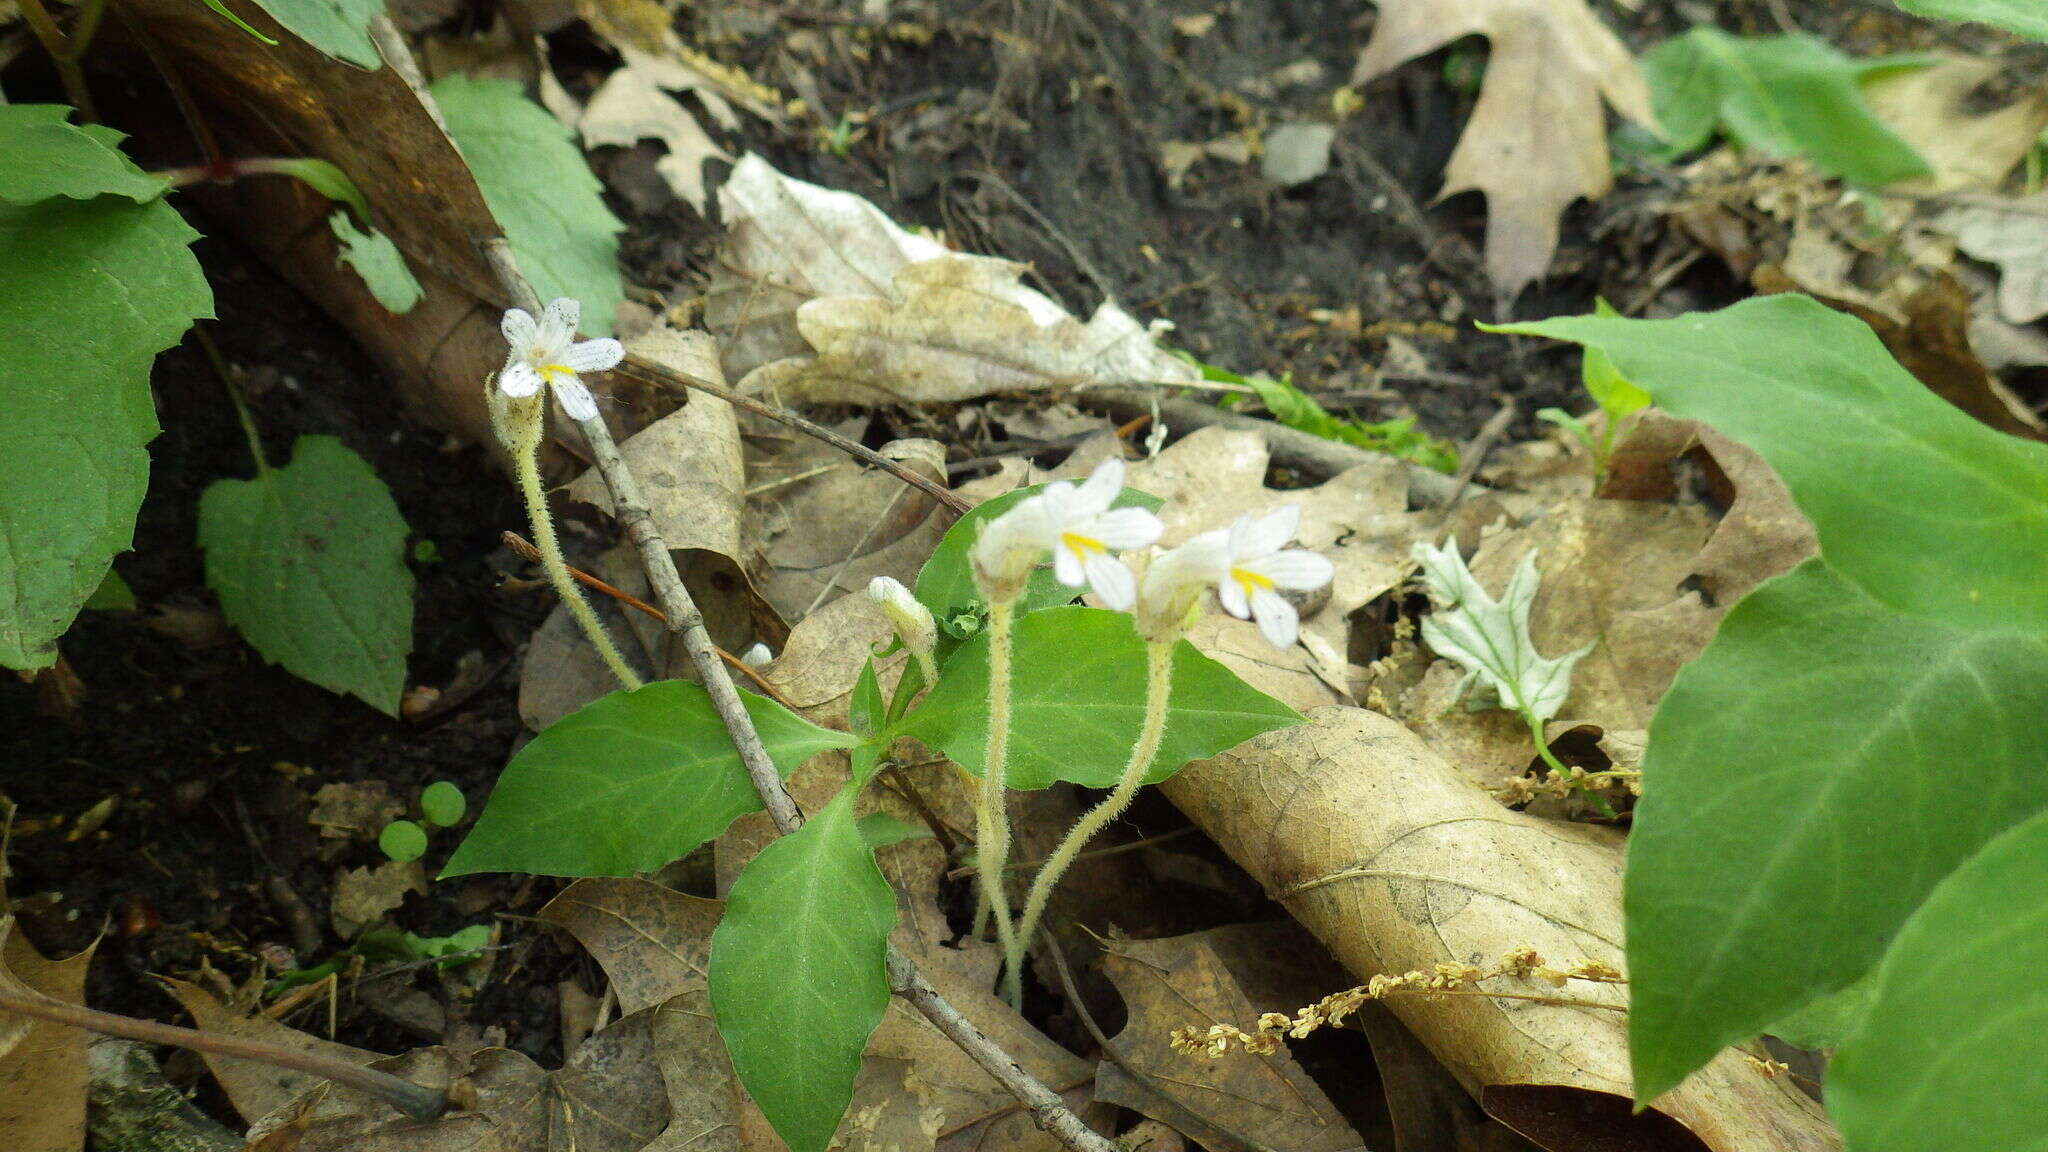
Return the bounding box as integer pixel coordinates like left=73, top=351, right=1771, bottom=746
left=1238, top=372, right=1459, bottom=473
left=83, top=570, right=136, bottom=613
left=432, top=75, right=624, bottom=336
left=199, top=436, right=414, bottom=714
left=1897, top=0, right=2048, bottom=40
left=245, top=0, right=381, bottom=68
left=1489, top=294, right=2048, bottom=633
left=419, top=781, right=466, bottom=828
left=849, top=656, right=884, bottom=741
left=898, top=605, right=1302, bottom=790
left=0, top=194, right=210, bottom=668
left=200, top=0, right=281, bottom=45
left=1620, top=560, right=2048, bottom=1099
left=444, top=680, right=857, bottom=878
left=268, top=159, right=369, bottom=219
left=329, top=210, right=422, bottom=314
left=1580, top=299, right=1649, bottom=419
left=379, top=820, right=427, bottom=862
left=709, top=786, right=896, bottom=1152
left=0, top=107, right=167, bottom=205
left=1630, top=29, right=1930, bottom=186
left=1828, top=807, right=2048, bottom=1152
left=857, top=811, right=931, bottom=850
left=1765, top=967, right=1878, bottom=1051
left=913, top=484, right=1163, bottom=646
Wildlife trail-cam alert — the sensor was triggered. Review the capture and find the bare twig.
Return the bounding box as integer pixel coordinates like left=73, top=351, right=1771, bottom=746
left=609, top=351, right=973, bottom=516
left=1076, top=386, right=1466, bottom=508
left=0, top=986, right=445, bottom=1120
left=477, top=241, right=1119, bottom=1152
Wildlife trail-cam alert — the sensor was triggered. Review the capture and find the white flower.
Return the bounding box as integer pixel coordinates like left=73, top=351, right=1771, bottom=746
left=1212, top=506, right=1334, bottom=648
left=1134, top=528, right=1231, bottom=641
left=740, top=642, right=774, bottom=667
left=498, top=298, right=623, bottom=422
left=969, top=458, right=1162, bottom=609
left=867, top=575, right=937, bottom=659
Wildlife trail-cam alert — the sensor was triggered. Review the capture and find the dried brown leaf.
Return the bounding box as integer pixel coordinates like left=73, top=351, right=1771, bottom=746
left=247, top=1016, right=668, bottom=1152
left=1158, top=708, right=1838, bottom=1150
left=0, top=916, right=94, bottom=1150
left=158, top=975, right=382, bottom=1125
left=1097, top=933, right=1367, bottom=1152
left=1352, top=0, right=1655, bottom=294
left=330, top=860, right=427, bottom=937
left=1864, top=56, right=2048, bottom=194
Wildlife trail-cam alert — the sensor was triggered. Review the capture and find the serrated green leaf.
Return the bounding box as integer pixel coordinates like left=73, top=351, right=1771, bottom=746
left=245, top=0, right=381, bottom=68
left=913, top=484, right=1162, bottom=649
left=444, top=681, right=857, bottom=878
left=1621, top=560, right=2048, bottom=1099
left=0, top=107, right=167, bottom=205
left=198, top=435, right=414, bottom=714
left=898, top=605, right=1301, bottom=790
left=709, top=786, right=895, bottom=1152
left=0, top=195, right=210, bottom=669
left=1829, top=806, right=2048, bottom=1152
left=432, top=74, right=623, bottom=336
left=329, top=210, right=422, bottom=314
left=1897, top=0, right=2048, bottom=40
left=1631, top=29, right=1930, bottom=186
left=1490, top=294, right=2048, bottom=633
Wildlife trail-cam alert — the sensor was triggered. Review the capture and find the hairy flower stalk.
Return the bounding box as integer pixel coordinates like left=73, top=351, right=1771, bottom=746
left=969, top=458, right=1162, bottom=1005
left=491, top=299, right=640, bottom=691
left=868, top=576, right=939, bottom=684
left=1013, top=507, right=1331, bottom=995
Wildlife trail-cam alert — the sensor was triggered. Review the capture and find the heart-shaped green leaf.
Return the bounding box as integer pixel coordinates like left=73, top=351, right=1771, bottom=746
left=445, top=681, right=855, bottom=877
left=710, top=786, right=895, bottom=1152
left=898, top=605, right=1301, bottom=790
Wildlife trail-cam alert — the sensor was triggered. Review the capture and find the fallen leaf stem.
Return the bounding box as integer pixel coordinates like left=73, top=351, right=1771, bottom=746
left=475, top=237, right=1118, bottom=1152
left=1013, top=638, right=1173, bottom=988
left=0, top=986, right=446, bottom=1120
left=15, top=0, right=97, bottom=120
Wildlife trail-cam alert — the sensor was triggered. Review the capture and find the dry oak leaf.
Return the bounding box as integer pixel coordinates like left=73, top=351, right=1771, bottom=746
left=247, top=1016, right=668, bottom=1152
left=158, top=974, right=383, bottom=1125
left=1097, top=932, right=1367, bottom=1152
left=1353, top=0, right=1657, bottom=294
left=1158, top=708, right=1839, bottom=1150
left=0, top=916, right=94, bottom=1151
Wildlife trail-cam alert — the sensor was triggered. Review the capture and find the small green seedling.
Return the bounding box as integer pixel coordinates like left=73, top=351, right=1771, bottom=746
left=378, top=819, right=428, bottom=862
left=420, top=780, right=466, bottom=828
left=1532, top=299, right=1649, bottom=483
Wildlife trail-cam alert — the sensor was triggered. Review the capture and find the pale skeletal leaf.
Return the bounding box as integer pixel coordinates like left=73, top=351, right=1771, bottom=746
left=1412, top=539, right=1589, bottom=725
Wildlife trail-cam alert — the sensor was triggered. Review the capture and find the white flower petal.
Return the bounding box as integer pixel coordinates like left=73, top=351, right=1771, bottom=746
left=1084, top=551, right=1136, bottom=611
left=1088, top=506, right=1165, bottom=551
left=539, top=297, right=580, bottom=353
left=1217, top=573, right=1251, bottom=619
left=1052, top=543, right=1086, bottom=587
left=1230, top=505, right=1300, bottom=560
left=563, top=337, right=624, bottom=372
left=1034, top=480, right=1077, bottom=524
left=1071, top=457, right=1124, bottom=515
left=554, top=377, right=599, bottom=421
left=1245, top=548, right=1333, bottom=590
left=498, top=361, right=544, bottom=398
left=501, top=307, right=538, bottom=351
left=1250, top=586, right=1299, bottom=647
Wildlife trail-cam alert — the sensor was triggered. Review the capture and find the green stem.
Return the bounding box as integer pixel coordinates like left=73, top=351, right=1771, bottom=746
left=16, top=0, right=97, bottom=121
left=194, top=326, right=268, bottom=474
left=1525, top=711, right=1616, bottom=819
left=512, top=443, right=644, bottom=692
left=1013, top=638, right=1173, bottom=983
left=979, top=599, right=1022, bottom=1006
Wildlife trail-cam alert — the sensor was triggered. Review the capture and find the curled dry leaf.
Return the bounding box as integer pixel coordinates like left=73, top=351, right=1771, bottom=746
left=1939, top=191, right=2048, bottom=325
left=1158, top=708, right=1839, bottom=1150
left=0, top=916, right=94, bottom=1150
left=247, top=1017, right=668, bottom=1152
left=1096, top=932, right=1366, bottom=1152
left=330, top=859, right=428, bottom=937
left=706, top=155, right=1198, bottom=403
left=1864, top=56, right=2048, bottom=194
left=1352, top=0, right=1656, bottom=295
left=158, top=974, right=382, bottom=1125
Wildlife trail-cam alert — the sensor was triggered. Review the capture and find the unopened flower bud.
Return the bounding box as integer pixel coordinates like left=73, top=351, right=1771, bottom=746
left=868, top=577, right=938, bottom=672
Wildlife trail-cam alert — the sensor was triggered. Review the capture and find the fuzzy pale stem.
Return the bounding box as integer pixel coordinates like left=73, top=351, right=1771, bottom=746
left=979, top=598, right=1023, bottom=1005
left=1011, top=638, right=1173, bottom=985
left=497, top=387, right=643, bottom=692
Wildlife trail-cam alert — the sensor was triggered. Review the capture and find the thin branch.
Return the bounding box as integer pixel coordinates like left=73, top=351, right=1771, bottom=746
left=475, top=239, right=1118, bottom=1152
left=0, top=987, right=445, bottom=1120
left=609, top=352, right=973, bottom=515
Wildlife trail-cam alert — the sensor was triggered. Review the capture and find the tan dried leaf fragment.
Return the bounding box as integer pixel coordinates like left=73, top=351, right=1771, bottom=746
left=1353, top=0, right=1656, bottom=294
left=0, top=916, right=95, bottom=1150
